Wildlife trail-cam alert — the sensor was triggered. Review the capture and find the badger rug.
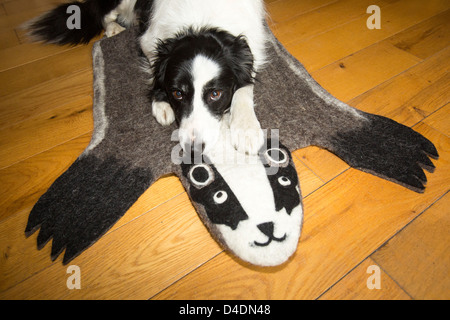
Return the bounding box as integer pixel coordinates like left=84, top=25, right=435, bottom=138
left=25, top=28, right=438, bottom=267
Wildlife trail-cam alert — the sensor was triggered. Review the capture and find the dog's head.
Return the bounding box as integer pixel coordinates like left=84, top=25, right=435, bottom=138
left=152, top=28, right=254, bottom=152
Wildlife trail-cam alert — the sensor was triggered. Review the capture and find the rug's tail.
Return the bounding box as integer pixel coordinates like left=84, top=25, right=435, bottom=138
left=25, top=0, right=122, bottom=45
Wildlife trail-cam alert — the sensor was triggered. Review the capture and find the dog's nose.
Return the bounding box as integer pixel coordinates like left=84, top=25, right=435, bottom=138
left=257, top=222, right=274, bottom=237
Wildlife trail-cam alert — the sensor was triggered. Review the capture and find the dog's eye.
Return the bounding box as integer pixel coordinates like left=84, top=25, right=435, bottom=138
left=278, top=176, right=291, bottom=186
left=172, top=90, right=183, bottom=100
left=213, top=190, right=228, bottom=204
left=209, top=90, right=223, bottom=101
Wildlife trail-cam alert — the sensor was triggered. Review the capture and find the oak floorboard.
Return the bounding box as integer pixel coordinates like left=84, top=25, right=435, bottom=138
left=319, top=258, right=412, bottom=300
left=0, top=69, right=93, bottom=130
left=285, top=0, right=450, bottom=72
left=371, top=192, right=450, bottom=300
left=0, top=96, right=94, bottom=169
left=0, top=44, right=94, bottom=97
left=348, top=47, right=450, bottom=126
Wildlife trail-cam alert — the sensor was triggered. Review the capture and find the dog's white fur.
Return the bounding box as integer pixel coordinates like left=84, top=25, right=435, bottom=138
left=178, top=55, right=222, bottom=154
left=106, top=0, right=268, bottom=154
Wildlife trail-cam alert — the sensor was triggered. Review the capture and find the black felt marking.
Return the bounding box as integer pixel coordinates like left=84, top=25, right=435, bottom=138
left=254, top=222, right=287, bottom=247
left=262, top=141, right=301, bottom=215
left=25, top=155, right=153, bottom=264
left=181, top=161, right=248, bottom=230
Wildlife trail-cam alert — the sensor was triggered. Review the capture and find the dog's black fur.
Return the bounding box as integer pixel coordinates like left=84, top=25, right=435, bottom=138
left=27, top=0, right=123, bottom=45
left=152, top=28, right=255, bottom=123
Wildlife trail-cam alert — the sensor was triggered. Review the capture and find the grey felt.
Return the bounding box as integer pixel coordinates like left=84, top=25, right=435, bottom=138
left=26, top=27, right=438, bottom=264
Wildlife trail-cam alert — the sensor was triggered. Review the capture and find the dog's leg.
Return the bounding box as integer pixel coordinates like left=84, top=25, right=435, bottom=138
left=103, top=10, right=126, bottom=37
left=229, top=85, right=264, bottom=155
left=152, top=101, right=175, bottom=126
left=152, top=89, right=175, bottom=126
left=140, top=28, right=175, bottom=126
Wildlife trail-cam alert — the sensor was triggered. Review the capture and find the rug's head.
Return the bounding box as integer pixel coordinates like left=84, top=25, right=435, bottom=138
left=178, top=123, right=303, bottom=267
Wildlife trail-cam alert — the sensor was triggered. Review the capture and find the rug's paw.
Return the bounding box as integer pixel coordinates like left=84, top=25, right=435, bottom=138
left=25, top=155, right=154, bottom=263
left=329, top=114, right=438, bottom=192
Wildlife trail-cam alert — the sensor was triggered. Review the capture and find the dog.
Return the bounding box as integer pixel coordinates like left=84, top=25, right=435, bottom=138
left=27, top=0, right=268, bottom=155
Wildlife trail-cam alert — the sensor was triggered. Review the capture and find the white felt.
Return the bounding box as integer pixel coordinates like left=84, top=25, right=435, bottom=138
left=205, top=116, right=303, bottom=266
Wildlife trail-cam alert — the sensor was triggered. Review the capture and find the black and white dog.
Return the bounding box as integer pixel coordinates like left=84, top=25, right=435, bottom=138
left=28, top=0, right=268, bottom=154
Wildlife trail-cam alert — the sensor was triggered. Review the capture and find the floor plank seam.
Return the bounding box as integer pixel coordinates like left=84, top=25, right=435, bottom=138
left=306, top=9, right=450, bottom=76
left=0, top=128, right=93, bottom=171
left=368, top=190, right=450, bottom=298
left=344, top=46, right=449, bottom=116
left=412, top=102, right=450, bottom=137
left=369, top=257, right=415, bottom=300
left=148, top=250, right=225, bottom=300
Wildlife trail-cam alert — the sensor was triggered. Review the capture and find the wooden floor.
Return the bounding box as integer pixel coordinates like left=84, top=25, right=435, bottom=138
left=0, top=0, right=449, bottom=300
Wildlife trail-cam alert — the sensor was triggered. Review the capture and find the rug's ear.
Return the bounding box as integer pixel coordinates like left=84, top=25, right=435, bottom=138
left=25, top=155, right=155, bottom=264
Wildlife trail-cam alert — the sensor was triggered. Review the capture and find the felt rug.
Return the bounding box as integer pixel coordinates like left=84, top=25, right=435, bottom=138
left=25, top=27, right=438, bottom=267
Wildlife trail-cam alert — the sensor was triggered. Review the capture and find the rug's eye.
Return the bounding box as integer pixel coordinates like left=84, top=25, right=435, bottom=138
left=209, top=90, right=223, bottom=101
left=264, top=147, right=288, bottom=167
left=172, top=90, right=184, bottom=100
left=278, top=176, right=291, bottom=186
left=213, top=190, right=228, bottom=204
left=189, top=164, right=214, bottom=188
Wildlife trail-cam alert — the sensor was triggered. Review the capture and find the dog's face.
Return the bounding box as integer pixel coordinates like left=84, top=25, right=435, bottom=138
left=152, top=28, right=254, bottom=152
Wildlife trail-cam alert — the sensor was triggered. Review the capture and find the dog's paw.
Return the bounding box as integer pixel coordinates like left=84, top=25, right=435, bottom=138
left=152, top=101, right=175, bottom=126
left=105, top=22, right=126, bottom=37
left=230, top=117, right=264, bottom=155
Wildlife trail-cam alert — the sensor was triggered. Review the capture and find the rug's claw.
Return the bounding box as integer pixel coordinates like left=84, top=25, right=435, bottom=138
left=325, top=113, right=438, bottom=193
left=25, top=155, right=154, bottom=264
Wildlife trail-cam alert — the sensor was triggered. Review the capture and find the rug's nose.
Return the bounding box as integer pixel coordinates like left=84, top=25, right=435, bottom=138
left=257, top=222, right=274, bottom=237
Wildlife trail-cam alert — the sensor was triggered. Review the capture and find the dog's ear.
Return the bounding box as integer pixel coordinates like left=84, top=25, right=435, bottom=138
left=153, top=38, right=177, bottom=87
left=230, top=35, right=254, bottom=87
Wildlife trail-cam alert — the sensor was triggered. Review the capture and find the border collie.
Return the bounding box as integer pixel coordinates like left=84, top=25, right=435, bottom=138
left=27, top=0, right=268, bottom=154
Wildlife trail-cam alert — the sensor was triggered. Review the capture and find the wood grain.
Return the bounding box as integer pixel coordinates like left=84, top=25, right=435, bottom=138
left=271, top=0, right=397, bottom=46
left=0, top=95, right=94, bottom=169
left=387, top=9, right=450, bottom=60
left=319, top=258, right=412, bottom=300
left=285, top=0, right=450, bottom=72
left=311, top=41, right=422, bottom=102
left=423, top=103, right=449, bottom=137
left=0, top=44, right=94, bottom=97
left=0, top=69, right=93, bottom=130
left=349, top=47, right=450, bottom=126
left=371, top=192, right=450, bottom=300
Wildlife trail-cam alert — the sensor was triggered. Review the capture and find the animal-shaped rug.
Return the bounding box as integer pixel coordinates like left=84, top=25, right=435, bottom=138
left=25, top=28, right=438, bottom=267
